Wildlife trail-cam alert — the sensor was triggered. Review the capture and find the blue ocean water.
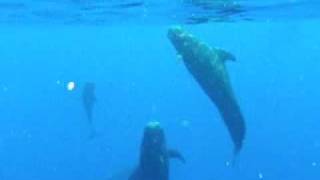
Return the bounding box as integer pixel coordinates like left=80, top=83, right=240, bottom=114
left=0, top=0, right=319, bottom=180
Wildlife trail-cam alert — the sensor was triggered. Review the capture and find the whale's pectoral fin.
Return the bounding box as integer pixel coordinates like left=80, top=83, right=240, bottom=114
left=217, top=48, right=236, bottom=62
left=167, top=149, right=186, bottom=163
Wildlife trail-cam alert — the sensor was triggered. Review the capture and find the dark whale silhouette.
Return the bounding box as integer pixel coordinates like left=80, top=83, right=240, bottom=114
left=167, top=26, right=246, bottom=155
left=129, top=121, right=185, bottom=180
left=82, top=82, right=97, bottom=138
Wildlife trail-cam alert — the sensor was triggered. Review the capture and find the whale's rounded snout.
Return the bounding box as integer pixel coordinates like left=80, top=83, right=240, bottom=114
left=167, top=26, right=184, bottom=42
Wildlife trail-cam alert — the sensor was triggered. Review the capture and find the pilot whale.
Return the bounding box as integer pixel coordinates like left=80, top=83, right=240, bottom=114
left=129, top=121, right=185, bottom=180
left=167, top=26, right=246, bottom=155
left=82, top=82, right=97, bottom=138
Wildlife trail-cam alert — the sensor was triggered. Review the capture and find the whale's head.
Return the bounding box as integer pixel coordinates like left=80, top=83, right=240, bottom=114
left=142, top=121, right=166, bottom=149
left=168, top=26, right=236, bottom=64
left=167, top=26, right=197, bottom=54
left=139, top=121, right=167, bottom=173
left=167, top=26, right=185, bottom=46
left=168, top=26, right=210, bottom=66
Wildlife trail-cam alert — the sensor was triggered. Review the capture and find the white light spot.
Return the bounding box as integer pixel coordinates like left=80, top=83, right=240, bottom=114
left=130, top=82, right=136, bottom=87
left=298, top=74, right=304, bottom=81
left=258, top=173, right=263, bottom=179
left=180, top=120, right=190, bottom=127
left=2, top=86, right=8, bottom=92
left=225, top=161, right=230, bottom=167
left=67, top=81, right=76, bottom=91
left=26, top=133, right=32, bottom=139
left=143, top=7, right=148, bottom=18
left=312, top=162, right=317, bottom=167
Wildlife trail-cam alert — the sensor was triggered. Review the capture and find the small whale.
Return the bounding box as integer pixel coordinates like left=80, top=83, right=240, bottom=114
left=82, top=82, right=97, bottom=138
left=129, top=121, right=185, bottom=180
left=167, top=26, right=246, bottom=155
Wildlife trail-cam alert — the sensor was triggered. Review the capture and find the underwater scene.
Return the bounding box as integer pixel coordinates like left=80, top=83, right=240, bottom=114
left=0, top=0, right=319, bottom=180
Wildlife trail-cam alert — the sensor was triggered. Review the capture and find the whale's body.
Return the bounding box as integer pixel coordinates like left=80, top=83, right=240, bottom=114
left=167, top=26, right=246, bottom=154
left=82, top=82, right=97, bottom=138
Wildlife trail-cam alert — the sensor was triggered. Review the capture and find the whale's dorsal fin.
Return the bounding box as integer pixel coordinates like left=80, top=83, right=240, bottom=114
left=216, top=48, right=236, bottom=62
left=167, top=149, right=186, bottom=163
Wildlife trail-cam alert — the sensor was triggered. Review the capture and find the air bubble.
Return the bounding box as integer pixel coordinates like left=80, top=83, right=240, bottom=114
left=258, top=172, right=263, bottom=179
left=67, top=81, right=76, bottom=91
left=312, top=162, right=317, bottom=167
